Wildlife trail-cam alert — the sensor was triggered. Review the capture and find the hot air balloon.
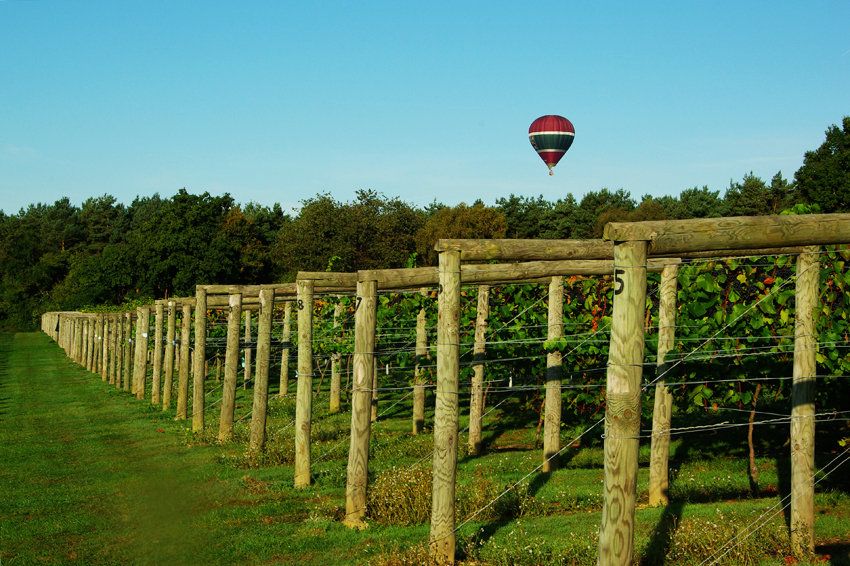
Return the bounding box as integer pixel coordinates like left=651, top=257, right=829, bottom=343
left=528, top=115, right=575, bottom=175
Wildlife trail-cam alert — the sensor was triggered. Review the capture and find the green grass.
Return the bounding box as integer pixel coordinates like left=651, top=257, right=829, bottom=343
left=1, top=332, right=848, bottom=565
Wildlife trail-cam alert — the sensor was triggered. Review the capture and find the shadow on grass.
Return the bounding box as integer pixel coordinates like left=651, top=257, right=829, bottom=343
left=456, top=517, right=516, bottom=562
left=526, top=429, right=586, bottom=498
left=818, top=542, right=850, bottom=566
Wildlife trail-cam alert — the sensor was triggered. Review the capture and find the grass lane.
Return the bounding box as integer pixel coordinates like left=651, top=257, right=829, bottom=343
left=0, top=332, right=233, bottom=566
left=2, top=331, right=848, bottom=566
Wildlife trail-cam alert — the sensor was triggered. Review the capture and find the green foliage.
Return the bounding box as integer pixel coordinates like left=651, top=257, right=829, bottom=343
left=658, top=186, right=727, bottom=219
left=2, top=115, right=848, bottom=335
left=414, top=201, right=507, bottom=265
left=274, top=190, right=424, bottom=276
left=495, top=194, right=554, bottom=239
left=723, top=171, right=793, bottom=216
left=794, top=116, right=850, bottom=213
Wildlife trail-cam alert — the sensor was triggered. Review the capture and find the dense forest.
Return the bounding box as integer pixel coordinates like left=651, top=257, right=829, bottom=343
left=1, top=117, right=848, bottom=331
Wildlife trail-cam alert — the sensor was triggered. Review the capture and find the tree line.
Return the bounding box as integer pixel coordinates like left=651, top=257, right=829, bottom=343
left=1, top=117, right=847, bottom=331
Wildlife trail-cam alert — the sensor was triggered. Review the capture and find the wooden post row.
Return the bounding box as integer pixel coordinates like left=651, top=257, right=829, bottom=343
left=244, top=310, right=253, bottom=390
left=163, top=302, right=176, bottom=409
left=152, top=303, right=164, bottom=405
left=133, top=306, right=150, bottom=399
left=413, top=288, right=429, bottom=435
left=430, top=249, right=461, bottom=563
left=249, top=288, right=274, bottom=450
left=294, top=279, right=314, bottom=487
left=648, top=264, right=679, bottom=507
left=345, top=279, right=377, bottom=526
left=280, top=301, right=292, bottom=398
left=112, top=314, right=124, bottom=389
left=176, top=304, right=191, bottom=419
left=543, top=276, right=564, bottom=472
left=219, top=294, right=242, bottom=440
left=791, top=246, right=819, bottom=555
left=330, top=301, right=343, bottom=413
left=597, top=241, right=648, bottom=566
left=123, top=313, right=132, bottom=392
left=468, top=285, right=489, bottom=455
left=193, top=288, right=208, bottom=431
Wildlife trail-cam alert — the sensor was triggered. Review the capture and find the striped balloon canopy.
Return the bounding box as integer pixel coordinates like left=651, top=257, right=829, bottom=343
left=528, top=115, right=575, bottom=175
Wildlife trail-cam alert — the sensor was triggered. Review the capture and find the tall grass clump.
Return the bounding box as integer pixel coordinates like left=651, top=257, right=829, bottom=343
left=642, top=510, right=794, bottom=566
left=477, top=521, right=598, bottom=566
left=366, top=464, right=543, bottom=526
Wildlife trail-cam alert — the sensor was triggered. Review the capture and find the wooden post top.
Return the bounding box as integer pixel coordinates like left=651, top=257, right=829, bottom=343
left=603, top=213, right=850, bottom=255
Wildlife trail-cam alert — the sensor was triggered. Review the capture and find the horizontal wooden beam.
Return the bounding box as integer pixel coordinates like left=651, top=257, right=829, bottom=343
left=357, top=258, right=680, bottom=289
left=461, top=258, right=677, bottom=282
left=198, top=283, right=297, bottom=296
left=358, top=267, right=436, bottom=288
left=296, top=272, right=359, bottom=287
left=434, top=239, right=614, bottom=261
left=676, top=247, right=805, bottom=259
left=603, top=214, right=850, bottom=255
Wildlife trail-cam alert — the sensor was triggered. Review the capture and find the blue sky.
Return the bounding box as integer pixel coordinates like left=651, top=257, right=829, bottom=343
left=1, top=1, right=848, bottom=216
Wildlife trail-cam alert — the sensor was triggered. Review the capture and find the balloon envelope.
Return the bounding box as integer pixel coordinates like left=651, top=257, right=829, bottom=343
left=528, top=115, right=575, bottom=174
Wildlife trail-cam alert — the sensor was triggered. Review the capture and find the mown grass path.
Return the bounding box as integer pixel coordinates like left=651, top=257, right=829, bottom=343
left=3, top=332, right=847, bottom=566
left=0, top=332, right=239, bottom=566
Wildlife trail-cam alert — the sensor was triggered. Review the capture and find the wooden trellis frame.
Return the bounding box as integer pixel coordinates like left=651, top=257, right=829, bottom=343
left=431, top=212, right=850, bottom=564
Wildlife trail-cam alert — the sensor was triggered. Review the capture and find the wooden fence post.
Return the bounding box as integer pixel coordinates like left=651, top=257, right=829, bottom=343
left=81, top=319, right=87, bottom=366
left=330, top=301, right=343, bottom=413
left=84, top=319, right=90, bottom=367
left=84, top=319, right=92, bottom=371
left=138, top=306, right=151, bottom=399
left=176, top=304, right=191, bottom=418
left=66, top=317, right=73, bottom=356
left=101, top=314, right=109, bottom=381
left=219, top=293, right=242, bottom=441
left=100, top=315, right=107, bottom=383
left=80, top=318, right=87, bottom=368
left=71, top=317, right=83, bottom=363
left=163, top=301, right=176, bottom=409
left=294, top=279, right=315, bottom=488
left=543, top=276, right=564, bottom=472
left=344, top=279, right=377, bottom=526
left=96, top=315, right=103, bottom=382
left=123, top=313, right=132, bottom=392
left=469, top=284, right=489, bottom=455
left=106, top=316, right=112, bottom=380
left=791, top=246, right=819, bottom=555
left=80, top=316, right=90, bottom=369
left=111, top=315, right=120, bottom=387
left=430, top=248, right=461, bottom=564
left=102, top=315, right=115, bottom=383
left=152, top=303, right=164, bottom=405
left=413, top=288, right=429, bottom=435
left=649, top=263, right=679, bottom=506
left=597, top=240, right=648, bottom=566
left=193, top=288, right=208, bottom=432
left=81, top=318, right=87, bottom=366
left=279, top=301, right=292, bottom=397
left=74, top=318, right=82, bottom=363
left=133, top=311, right=142, bottom=392
left=101, top=314, right=108, bottom=383
left=249, top=288, right=274, bottom=451
left=244, top=310, right=253, bottom=390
